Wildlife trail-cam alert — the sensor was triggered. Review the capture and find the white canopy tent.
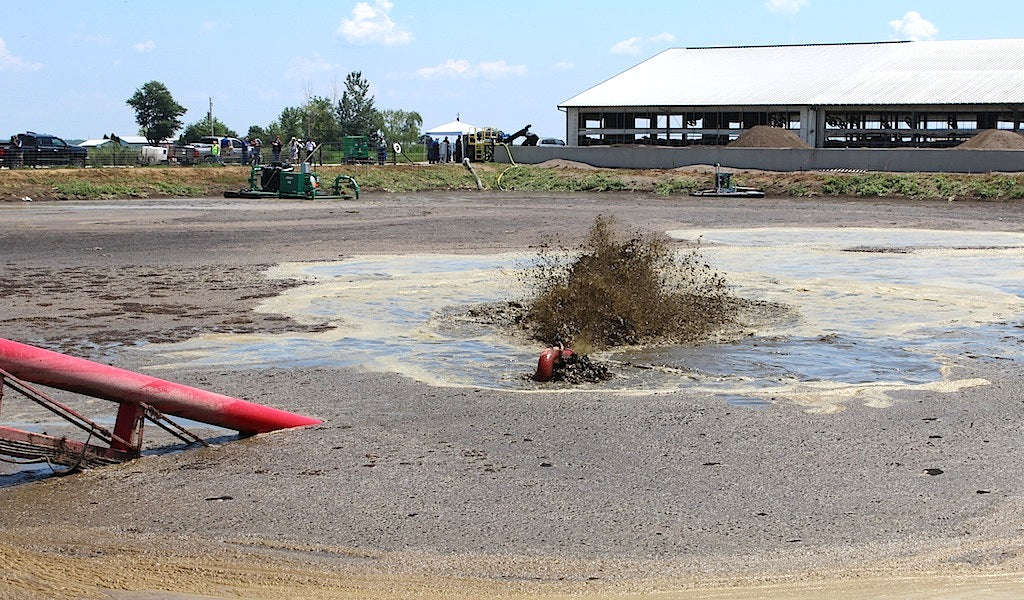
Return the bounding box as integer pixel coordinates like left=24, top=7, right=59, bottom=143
left=423, top=119, right=480, bottom=140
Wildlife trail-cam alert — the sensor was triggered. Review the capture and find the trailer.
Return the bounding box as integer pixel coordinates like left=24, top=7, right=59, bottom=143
left=224, top=164, right=359, bottom=200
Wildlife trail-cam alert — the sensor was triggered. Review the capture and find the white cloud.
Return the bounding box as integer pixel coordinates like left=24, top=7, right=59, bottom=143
left=765, top=0, right=809, bottom=13
left=338, top=0, right=412, bottom=45
left=198, top=20, right=225, bottom=33
left=888, top=11, right=938, bottom=41
left=478, top=60, right=527, bottom=79
left=551, top=61, right=575, bottom=72
left=416, top=58, right=526, bottom=80
left=285, top=54, right=337, bottom=79
left=133, top=40, right=155, bottom=53
left=0, top=37, right=42, bottom=72
left=611, top=32, right=676, bottom=55
left=71, top=33, right=113, bottom=46
left=611, top=36, right=642, bottom=55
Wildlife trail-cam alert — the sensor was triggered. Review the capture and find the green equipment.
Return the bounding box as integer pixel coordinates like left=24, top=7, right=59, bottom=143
left=342, top=136, right=370, bottom=163
left=691, top=163, right=765, bottom=198
left=224, top=164, right=360, bottom=200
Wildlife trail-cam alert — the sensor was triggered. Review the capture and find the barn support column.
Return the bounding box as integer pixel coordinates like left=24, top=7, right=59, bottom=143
left=565, top=107, right=580, bottom=146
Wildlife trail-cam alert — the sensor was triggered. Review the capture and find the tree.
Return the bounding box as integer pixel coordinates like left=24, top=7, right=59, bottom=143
left=302, top=96, right=341, bottom=142
left=247, top=125, right=269, bottom=143
left=379, top=109, right=423, bottom=145
left=336, top=71, right=381, bottom=137
left=126, top=81, right=186, bottom=144
left=179, top=116, right=237, bottom=143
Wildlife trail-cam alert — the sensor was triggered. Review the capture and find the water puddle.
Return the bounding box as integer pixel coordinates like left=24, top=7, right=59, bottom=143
left=138, top=228, right=1024, bottom=411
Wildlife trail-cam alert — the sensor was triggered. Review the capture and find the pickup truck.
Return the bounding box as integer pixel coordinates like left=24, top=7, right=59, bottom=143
left=1, top=132, right=88, bottom=168
left=170, top=136, right=247, bottom=165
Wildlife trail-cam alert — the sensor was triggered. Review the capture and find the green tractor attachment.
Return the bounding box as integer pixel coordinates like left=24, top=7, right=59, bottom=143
left=224, top=164, right=359, bottom=200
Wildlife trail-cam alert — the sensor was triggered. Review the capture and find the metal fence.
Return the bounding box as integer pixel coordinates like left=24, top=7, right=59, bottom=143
left=69, top=141, right=428, bottom=166
left=0, top=142, right=430, bottom=169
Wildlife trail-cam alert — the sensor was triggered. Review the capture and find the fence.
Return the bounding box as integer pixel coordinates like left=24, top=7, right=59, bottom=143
left=1, top=141, right=430, bottom=169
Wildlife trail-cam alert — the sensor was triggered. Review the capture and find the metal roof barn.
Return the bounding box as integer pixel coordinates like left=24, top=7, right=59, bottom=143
left=559, top=39, right=1024, bottom=148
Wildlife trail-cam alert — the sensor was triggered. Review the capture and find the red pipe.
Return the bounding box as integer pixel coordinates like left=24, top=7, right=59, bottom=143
left=0, top=338, right=321, bottom=434
left=533, top=344, right=574, bottom=382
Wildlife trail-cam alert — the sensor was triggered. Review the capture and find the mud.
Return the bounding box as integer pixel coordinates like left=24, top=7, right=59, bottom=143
left=2, top=193, right=1024, bottom=599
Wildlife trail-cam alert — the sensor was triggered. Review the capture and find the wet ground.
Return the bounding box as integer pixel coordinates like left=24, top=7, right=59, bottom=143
left=2, top=193, right=1024, bottom=598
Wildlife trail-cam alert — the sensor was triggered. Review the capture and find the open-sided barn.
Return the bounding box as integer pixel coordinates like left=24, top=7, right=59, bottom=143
left=559, top=39, right=1024, bottom=149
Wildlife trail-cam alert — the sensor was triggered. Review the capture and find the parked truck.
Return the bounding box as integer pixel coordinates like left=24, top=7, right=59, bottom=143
left=0, top=132, right=88, bottom=168
left=170, top=136, right=247, bottom=165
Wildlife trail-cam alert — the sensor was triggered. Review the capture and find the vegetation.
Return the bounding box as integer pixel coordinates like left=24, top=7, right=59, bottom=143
left=180, top=116, right=238, bottom=142
left=5, top=163, right=1024, bottom=202
left=337, top=71, right=379, bottom=138
left=126, top=81, right=186, bottom=144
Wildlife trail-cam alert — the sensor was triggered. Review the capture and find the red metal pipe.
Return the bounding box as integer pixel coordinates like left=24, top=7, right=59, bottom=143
left=533, top=345, right=574, bottom=382
left=0, top=338, right=321, bottom=434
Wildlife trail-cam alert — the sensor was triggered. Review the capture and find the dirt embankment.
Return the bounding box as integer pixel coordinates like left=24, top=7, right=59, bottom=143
left=6, top=161, right=1024, bottom=202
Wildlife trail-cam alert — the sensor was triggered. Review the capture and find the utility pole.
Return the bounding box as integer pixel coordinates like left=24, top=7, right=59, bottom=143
left=209, top=98, right=214, bottom=136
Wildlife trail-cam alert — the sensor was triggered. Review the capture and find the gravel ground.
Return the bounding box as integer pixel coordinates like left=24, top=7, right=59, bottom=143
left=1, top=192, right=1024, bottom=599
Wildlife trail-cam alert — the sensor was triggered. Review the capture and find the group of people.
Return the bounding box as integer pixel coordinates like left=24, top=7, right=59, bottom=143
left=281, top=136, right=318, bottom=166
left=426, top=135, right=463, bottom=164
left=233, top=135, right=317, bottom=166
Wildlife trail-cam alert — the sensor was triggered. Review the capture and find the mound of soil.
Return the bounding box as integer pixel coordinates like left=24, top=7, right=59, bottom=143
left=957, top=129, right=1024, bottom=150
left=536, top=158, right=599, bottom=170
left=727, top=126, right=811, bottom=149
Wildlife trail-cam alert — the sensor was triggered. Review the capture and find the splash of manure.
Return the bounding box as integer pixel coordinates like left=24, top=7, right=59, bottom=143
left=522, top=215, right=736, bottom=350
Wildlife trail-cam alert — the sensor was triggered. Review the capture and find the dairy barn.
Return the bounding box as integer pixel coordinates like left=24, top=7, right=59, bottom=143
left=504, top=39, right=1024, bottom=172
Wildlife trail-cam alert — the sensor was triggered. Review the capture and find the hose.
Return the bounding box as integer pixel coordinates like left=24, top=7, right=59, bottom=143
left=495, top=143, right=519, bottom=191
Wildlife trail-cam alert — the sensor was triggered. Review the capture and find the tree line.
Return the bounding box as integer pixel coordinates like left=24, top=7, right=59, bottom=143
left=126, top=72, right=423, bottom=147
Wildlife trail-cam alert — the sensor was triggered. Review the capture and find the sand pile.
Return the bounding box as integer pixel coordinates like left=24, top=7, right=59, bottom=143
left=957, top=129, right=1024, bottom=149
left=728, top=125, right=811, bottom=148
left=536, top=158, right=598, bottom=170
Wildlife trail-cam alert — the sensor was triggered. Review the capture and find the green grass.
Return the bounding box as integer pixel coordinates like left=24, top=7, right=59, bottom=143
left=53, top=181, right=144, bottom=199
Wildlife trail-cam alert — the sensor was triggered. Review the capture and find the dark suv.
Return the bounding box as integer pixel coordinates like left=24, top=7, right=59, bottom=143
left=1, top=132, right=88, bottom=168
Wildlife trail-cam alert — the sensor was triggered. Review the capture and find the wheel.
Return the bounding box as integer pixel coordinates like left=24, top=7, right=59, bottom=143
left=71, top=157, right=86, bottom=168
left=204, top=156, right=217, bottom=164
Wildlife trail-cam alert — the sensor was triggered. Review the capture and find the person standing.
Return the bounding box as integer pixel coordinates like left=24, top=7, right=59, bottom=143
left=271, top=135, right=283, bottom=165
left=11, top=135, right=23, bottom=168
left=305, top=138, right=315, bottom=164
left=211, top=138, right=222, bottom=164
left=251, top=138, right=262, bottom=165
left=441, top=137, right=450, bottom=163
left=289, top=137, right=299, bottom=164
left=241, top=137, right=249, bottom=166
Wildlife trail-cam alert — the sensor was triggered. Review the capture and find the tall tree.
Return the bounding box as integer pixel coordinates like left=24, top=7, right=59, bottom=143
left=302, top=96, right=340, bottom=142
left=126, top=81, right=186, bottom=144
left=379, top=109, right=423, bottom=145
left=336, top=71, right=380, bottom=137
left=179, top=116, right=237, bottom=142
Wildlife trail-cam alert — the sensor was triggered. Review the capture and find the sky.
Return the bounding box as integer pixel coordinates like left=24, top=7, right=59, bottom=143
left=2, top=0, right=1023, bottom=142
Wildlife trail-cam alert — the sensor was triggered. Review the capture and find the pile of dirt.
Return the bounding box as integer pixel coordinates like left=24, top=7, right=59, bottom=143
left=957, top=129, right=1024, bottom=149
left=536, top=158, right=599, bottom=170
left=727, top=126, right=811, bottom=149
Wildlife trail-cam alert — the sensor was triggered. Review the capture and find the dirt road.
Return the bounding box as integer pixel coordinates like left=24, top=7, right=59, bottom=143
left=2, top=192, right=1024, bottom=599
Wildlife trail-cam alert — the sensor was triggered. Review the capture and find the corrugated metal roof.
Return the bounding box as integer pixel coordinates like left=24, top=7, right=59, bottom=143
left=560, top=39, right=1024, bottom=108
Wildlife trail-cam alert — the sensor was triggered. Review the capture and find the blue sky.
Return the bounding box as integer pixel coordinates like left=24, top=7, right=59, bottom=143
left=1, top=0, right=1020, bottom=141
